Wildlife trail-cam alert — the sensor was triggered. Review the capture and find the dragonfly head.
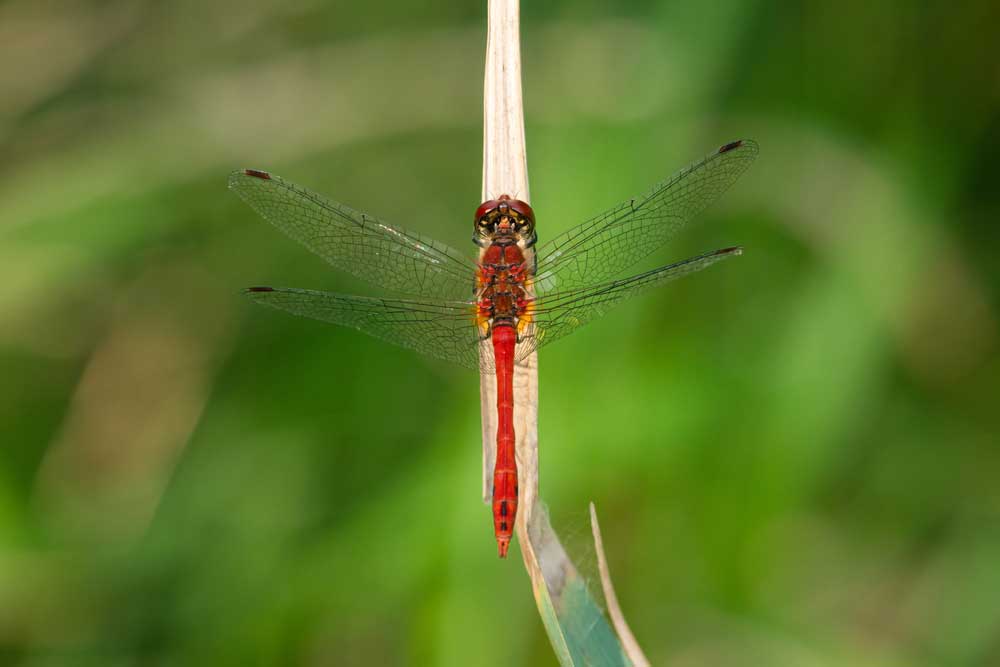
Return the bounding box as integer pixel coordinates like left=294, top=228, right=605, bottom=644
left=474, top=195, right=536, bottom=248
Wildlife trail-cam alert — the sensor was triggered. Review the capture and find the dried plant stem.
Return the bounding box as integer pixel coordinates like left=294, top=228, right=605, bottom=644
left=481, top=2, right=648, bottom=665
left=479, top=0, right=537, bottom=528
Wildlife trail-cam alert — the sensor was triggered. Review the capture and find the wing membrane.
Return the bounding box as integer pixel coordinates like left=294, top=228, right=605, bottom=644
left=534, top=140, right=757, bottom=294
left=230, top=170, right=477, bottom=300
left=516, top=247, right=742, bottom=360
left=246, top=287, right=487, bottom=371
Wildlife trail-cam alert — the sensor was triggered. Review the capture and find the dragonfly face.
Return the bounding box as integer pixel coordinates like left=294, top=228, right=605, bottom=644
left=474, top=195, right=536, bottom=248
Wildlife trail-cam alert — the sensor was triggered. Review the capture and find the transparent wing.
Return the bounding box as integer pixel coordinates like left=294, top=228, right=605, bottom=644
left=534, top=140, right=757, bottom=294
left=230, top=170, right=478, bottom=300
left=245, top=287, right=488, bottom=371
left=516, top=247, right=742, bottom=361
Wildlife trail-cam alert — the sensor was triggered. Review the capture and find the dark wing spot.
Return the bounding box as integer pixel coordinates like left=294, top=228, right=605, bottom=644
left=714, top=246, right=743, bottom=257
left=247, top=286, right=275, bottom=292
left=243, top=169, right=272, bottom=180
left=718, top=140, right=743, bottom=154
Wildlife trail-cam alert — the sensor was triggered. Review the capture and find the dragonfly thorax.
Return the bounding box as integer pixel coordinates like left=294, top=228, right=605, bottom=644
left=477, top=243, right=531, bottom=333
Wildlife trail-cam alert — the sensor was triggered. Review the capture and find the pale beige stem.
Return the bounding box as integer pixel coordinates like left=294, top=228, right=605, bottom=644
left=479, top=0, right=536, bottom=525
left=481, top=3, right=649, bottom=665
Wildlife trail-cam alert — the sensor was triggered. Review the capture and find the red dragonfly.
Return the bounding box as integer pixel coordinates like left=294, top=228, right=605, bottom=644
left=233, top=139, right=757, bottom=558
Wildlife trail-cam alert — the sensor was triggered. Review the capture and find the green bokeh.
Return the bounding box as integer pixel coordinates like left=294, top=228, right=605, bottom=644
left=1, top=1, right=998, bottom=665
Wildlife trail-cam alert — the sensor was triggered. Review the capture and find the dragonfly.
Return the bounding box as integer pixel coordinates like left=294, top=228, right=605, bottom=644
left=232, top=139, right=758, bottom=558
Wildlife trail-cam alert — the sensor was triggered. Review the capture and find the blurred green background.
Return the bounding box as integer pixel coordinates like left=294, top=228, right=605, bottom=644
left=2, top=0, right=999, bottom=665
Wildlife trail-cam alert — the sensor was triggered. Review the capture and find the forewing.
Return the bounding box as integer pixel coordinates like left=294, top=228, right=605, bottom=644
left=516, top=247, right=742, bottom=360
left=230, top=170, right=477, bottom=300
left=246, top=287, right=487, bottom=371
left=534, top=140, right=757, bottom=294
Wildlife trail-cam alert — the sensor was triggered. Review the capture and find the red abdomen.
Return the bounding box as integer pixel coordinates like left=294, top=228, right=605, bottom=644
left=491, top=325, right=518, bottom=558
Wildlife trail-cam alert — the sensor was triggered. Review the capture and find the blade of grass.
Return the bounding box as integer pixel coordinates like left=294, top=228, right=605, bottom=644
left=591, top=503, right=651, bottom=667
